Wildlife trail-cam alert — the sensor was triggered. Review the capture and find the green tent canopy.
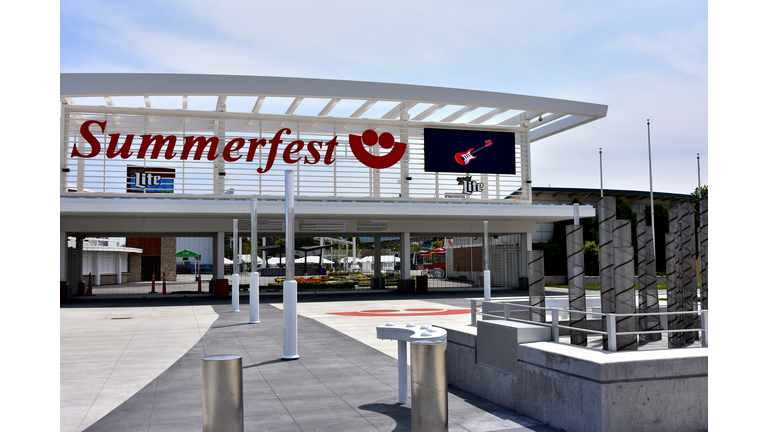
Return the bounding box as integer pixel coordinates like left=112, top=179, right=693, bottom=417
left=176, top=249, right=201, bottom=258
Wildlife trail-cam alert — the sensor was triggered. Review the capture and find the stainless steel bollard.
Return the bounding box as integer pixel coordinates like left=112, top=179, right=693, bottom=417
left=202, top=355, right=244, bottom=432
left=411, top=340, right=448, bottom=432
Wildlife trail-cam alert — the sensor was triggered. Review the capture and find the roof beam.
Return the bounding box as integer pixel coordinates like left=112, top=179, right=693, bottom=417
left=498, top=110, right=543, bottom=126
left=318, top=98, right=340, bottom=116
left=441, top=106, right=477, bottom=123
left=285, top=97, right=303, bottom=115
left=530, top=115, right=596, bottom=142
left=216, top=95, right=227, bottom=112
left=350, top=100, right=376, bottom=118
left=251, top=96, right=264, bottom=113
left=469, top=108, right=508, bottom=124
left=411, top=104, right=446, bottom=121
left=381, top=102, right=417, bottom=120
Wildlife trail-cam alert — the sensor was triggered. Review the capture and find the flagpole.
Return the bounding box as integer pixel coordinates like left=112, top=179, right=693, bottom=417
left=697, top=153, right=701, bottom=198
left=599, top=147, right=604, bottom=198
left=647, top=119, right=656, bottom=258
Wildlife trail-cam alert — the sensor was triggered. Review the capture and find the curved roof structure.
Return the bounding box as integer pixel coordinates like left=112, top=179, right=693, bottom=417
left=60, top=73, right=607, bottom=142
left=59, top=73, right=605, bottom=237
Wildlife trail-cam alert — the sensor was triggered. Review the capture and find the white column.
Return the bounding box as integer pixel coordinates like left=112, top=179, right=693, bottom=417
left=250, top=199, right=260, bottom=324
left=116, top=253, right=122, bottom=284
left=232, top=219, right=240, bottom=312
left=283, top=170, right=299, bottom=360
left=93, top=255, right=101, bottom=286
left=400, top=232, right=410, bottom=281
left=483, top=221, right=491, bottom=300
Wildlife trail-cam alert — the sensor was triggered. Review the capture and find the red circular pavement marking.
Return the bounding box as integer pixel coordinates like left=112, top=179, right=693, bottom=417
left=360, top=310, right=401, bottom=313
left=404, top=308, right=443, bottom=311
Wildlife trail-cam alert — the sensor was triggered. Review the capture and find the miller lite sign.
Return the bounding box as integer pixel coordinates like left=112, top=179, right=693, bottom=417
left=127, top=166, right=175, bottom=193
left=456, top=176, right=484, bottom=195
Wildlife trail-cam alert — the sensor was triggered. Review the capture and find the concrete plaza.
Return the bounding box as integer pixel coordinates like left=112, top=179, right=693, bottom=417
left=61, top=289, right=564, bottom=432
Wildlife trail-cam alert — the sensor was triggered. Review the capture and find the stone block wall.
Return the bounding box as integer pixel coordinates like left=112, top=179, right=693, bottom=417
left=440, top=326, right=708, bottom=432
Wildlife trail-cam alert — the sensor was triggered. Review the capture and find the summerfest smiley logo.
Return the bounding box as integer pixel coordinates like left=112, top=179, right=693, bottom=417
left=71, top=120, right=406, bottom=172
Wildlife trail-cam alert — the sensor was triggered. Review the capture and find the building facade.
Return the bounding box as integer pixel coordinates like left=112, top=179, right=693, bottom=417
left=59, top=74, right=608, bottom=298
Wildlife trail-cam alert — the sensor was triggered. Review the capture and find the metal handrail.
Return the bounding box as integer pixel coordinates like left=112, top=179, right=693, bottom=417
left=470, top=299, right=708, bottom=352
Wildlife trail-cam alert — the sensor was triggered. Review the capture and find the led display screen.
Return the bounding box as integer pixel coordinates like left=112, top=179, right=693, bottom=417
left=423, top=128, right=516, bottom=174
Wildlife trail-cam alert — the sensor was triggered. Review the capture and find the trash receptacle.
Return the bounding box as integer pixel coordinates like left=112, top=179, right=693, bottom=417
left=398, top=278, right=415, bottom=294
left=415, top=276, right=428, bottom=293
left=214, top=279, right=230, bottom=298
left=411, top=339, right=448, bottom=432
left=519, top=276, right=529, bottom=291
left=202, top=355, right=244, bottom=432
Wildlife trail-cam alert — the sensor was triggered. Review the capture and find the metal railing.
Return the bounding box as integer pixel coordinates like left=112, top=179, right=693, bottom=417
left=470, top=298, right=708, bottom=351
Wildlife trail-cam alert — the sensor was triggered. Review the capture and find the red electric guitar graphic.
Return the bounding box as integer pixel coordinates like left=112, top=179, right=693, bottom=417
left=454, top=139, right=494, bottom=166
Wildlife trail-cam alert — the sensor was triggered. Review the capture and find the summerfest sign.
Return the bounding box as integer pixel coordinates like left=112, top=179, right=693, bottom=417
left=72, top=120, right=408, bottom=172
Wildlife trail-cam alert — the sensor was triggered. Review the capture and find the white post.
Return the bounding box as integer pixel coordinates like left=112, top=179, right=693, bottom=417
left=398, top=340, right=407, bottom=404
left=94, top=255, right=101, bottom=286
left=551, top=311, right=559, bottom=342
left=115, top=253, right=122, bottom=285
left=607, top=314, right=617, bottom=352
left=483, top=221, right=491, bottom=300
left=232, top=219, right=240, bottom=312
left=262, top=237, right=266, bottom=269
left=283, top=170, right=299, bottom=360
left=701, top=310, right=708, bottom=347
left=232, top=274, right=240, bottom=312
left=250, top=199, right=260, bottom=324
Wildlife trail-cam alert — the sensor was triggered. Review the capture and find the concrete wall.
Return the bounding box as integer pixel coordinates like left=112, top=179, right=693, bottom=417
left=441, top=326, right=707, bottom=432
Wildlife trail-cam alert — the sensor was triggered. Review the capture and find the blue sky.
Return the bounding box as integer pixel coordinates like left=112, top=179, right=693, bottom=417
left=58, top=0, right=708, bottom=194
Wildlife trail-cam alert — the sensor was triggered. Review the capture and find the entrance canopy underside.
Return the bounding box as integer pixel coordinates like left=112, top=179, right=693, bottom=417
left=60, top=194, right=595, bottom=237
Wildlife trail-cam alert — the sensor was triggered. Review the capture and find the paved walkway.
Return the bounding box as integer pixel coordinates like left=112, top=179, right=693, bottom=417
left=61, top=290, right=562, bottom=432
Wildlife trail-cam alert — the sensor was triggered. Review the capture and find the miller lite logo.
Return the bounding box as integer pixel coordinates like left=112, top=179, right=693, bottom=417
left=127, top=166, right=175, bottom=193
left=133, top=171, right=161, bottom=189
left=456, top=176, right=484, bottom=195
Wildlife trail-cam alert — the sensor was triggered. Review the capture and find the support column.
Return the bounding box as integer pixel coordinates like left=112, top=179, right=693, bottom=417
left=483, top=221, right=491, bottom=300
left=598, top=197, right=616, bottom=349
left=613, top=219, right=638, bottom=351
left=116, top=253, right=122, bottom=285
left=214, top=232, right=225, bottom=280
left=699, top=198, right=708, bottom=311
left=566, top=225, right=586, bottom=346
left=528, top=250, right=546, bottom=323
left=93, top=255, right=101, bottom=286
left=374, top=235, right=382, bottom=276
left=666, top=203, right=683, bottom=348
left=680, top=202, right=697, bottom=344
left=636, top=212, right=648, bottom=343
left=644, top=218, right=662, bottom=341
left=401, top=232, right=411, bottom=281
left=283, top=170, right=299, bottom=360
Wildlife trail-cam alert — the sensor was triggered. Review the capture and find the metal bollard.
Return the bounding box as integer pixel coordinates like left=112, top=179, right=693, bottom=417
left=411, top=340, right=448, bottom=432
left=202, top=355, right=244, bottom=432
